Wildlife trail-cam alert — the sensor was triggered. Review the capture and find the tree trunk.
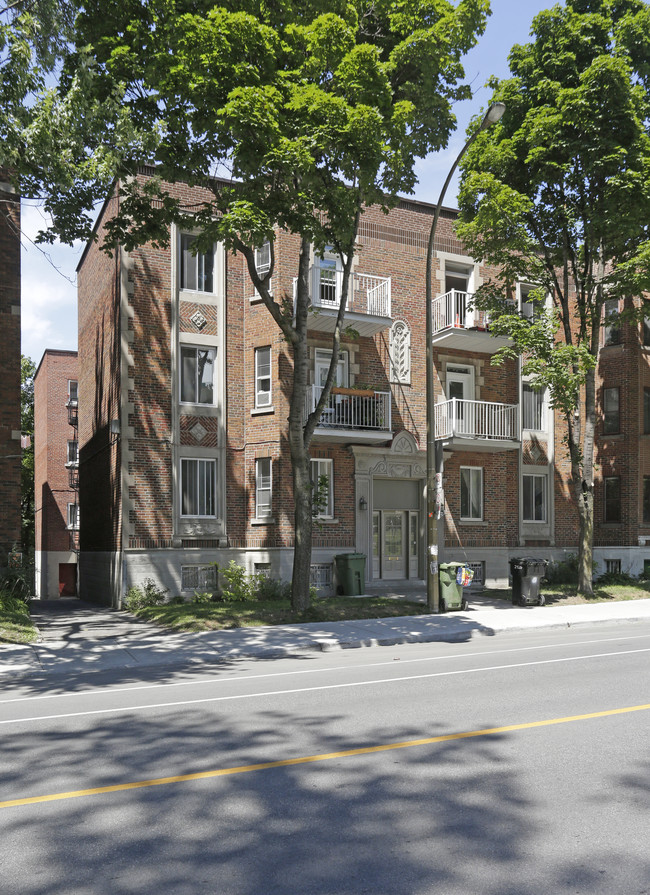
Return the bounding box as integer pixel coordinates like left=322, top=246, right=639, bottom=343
left=290, top=450, right=314, bottom=612
left=575, top=364, right=596, bottom=596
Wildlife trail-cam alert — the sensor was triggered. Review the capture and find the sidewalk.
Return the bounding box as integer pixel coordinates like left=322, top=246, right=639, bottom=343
left=2, top=596, right=650, bottom=679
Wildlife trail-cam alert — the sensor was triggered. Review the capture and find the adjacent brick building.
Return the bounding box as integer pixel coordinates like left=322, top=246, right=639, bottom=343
left=73, top=171, right=648, bottom=606
left=0, top=175, right=22, bottom=568
left=34, top=350, right=79, bottom=597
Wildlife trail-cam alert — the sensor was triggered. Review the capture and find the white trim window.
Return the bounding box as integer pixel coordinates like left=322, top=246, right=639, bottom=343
left=67, top=503, right=80, bottom=529
left=460, top=466, right=483, bottom=521
left=255, top=347, right=272, bottom=407
left=520, top=283, right=542, bottom=320
left=255, top=242, right=271, bottom=277
left=522, top=384, right=546, bottom=431
left=66, top=440, right=79, bottom=465
left=603, top=298, right=621, bottom=346
left=311, top=458, right=334, bottom=518
left=68, top=380, right=78, bottom=404
left=181, top=458, right=216, bottom=517
left=389, top=320, right=411, bottom=384
left=523, top=473, right=547, bottom=522
left=255, top=457, right=272, bottom=518
left=180, top=234, right=214, bottom=293
left=180, top=346, right=215, bottom=405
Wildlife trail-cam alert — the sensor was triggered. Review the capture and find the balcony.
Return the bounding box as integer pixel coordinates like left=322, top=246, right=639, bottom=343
left=295, top=267, right=392, bottom=337
left=435, top=398, right=520, bottom=453
left=305, top=386, right=392, bottom=444
left=431, top=289, right=512, bottom=353
left=67, top=400, right=78, bottom=428
left=67, top=464, right=80, bottom=489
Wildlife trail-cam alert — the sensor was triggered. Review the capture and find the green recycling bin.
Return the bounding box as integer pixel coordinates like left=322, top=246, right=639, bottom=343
left=439, top=562, right=469, bottom=612
left=335, top=553, right=366, bottom=596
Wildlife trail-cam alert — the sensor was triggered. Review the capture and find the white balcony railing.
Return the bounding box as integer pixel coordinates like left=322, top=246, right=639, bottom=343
left=431, top=289, right=490, bottom=334
left=305, top=386, right=392, bottom=432
left=294, top=267, right=391, bottom=318
left=435, top=398, right=519, bottom=442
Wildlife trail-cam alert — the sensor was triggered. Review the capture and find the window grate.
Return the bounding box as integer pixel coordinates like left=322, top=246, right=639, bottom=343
left=310, top=564, right=333, bottom=589
left=181, top=565, right=217, bottom=592
left=465, top=562, right=485, bottom=586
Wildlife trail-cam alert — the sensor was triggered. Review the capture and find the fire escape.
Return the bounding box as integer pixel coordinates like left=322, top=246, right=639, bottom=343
left=66, top=392, right=79, bottom=552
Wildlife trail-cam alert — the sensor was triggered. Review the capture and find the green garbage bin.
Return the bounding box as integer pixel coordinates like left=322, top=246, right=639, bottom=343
left=335, top=553, right=366, bottom=596
left=439, top=562, right=469, bottom=612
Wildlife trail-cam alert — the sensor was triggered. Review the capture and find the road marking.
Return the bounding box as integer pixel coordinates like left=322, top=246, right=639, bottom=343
left=2, top=702, right=649, bottom=810
left=2, top=632, right=649, bottom=707
left=2, top=646, right=650, bottom=726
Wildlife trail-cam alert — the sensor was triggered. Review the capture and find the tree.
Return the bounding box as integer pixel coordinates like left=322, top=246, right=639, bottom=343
left=8, top=0, right=490, bottom=610
left=456, top=0, right=650, bottom=594
left=20, top=355, right=36, bottom=557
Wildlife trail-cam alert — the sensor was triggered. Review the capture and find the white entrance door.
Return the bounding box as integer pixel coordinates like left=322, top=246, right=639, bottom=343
left=409, top=512, right=419, bottom=578
left=382, top=511, right=406, bottom=579
left=445, top=364, right=475, bottom=436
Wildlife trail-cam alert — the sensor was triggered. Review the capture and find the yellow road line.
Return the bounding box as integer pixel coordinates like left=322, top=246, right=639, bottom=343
left=2, top=702, right=649, bottom=810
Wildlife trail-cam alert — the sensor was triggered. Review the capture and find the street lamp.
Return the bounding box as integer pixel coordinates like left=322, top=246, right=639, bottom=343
left=425, top=102, right=506, bottom=612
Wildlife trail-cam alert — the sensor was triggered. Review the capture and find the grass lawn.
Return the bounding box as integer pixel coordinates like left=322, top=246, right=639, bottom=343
left=484, top=581, right=650, bottom=606
left=0, top=597, right=39, bottom=644
left=132, top=595, right=433, bottom=633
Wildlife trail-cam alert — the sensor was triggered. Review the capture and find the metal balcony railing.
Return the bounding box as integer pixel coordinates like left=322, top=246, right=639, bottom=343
left=305, top=386, right=392, bottom=432
left=294, top=268, right=391, bottom=318
left=68, top=465, right=80, bottom=489
left=435, top=398, right=519, bottom=442
left=431, top=289, right=491, bottom=334
left=67, top=400, right=78, bottom=428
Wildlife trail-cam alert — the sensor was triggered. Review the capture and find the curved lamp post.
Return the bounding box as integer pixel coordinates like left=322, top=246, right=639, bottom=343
left=425, top=102, right=506, bottom=612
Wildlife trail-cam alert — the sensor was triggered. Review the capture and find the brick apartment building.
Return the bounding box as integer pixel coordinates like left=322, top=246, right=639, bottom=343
left=0, top=175, right=22, bottom=568
left=71, top=171, right=649, bottom=606
left=34, top=350, right=79, bottom=597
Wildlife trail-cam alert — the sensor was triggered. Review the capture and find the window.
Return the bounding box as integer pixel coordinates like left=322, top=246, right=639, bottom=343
left=645, top=389, right=650, bottom=434
left=181, top=565, right=217, bottom=592
left=643, top=476, right=650, bottom=524
left=602, top=387, right=620, bottom=435
left=520, top=284, right=541, bottom=320
left=311, top=458, right=333, bottom=518
left=255, top=242, right=271, bottom=276
left=181, top=458, right=216, bottom=517
left=255, top=458, right=272, bottom=518
left=254, top=563, right=271, bottom=578
left=180, top=234, right=214, bottom=292
left=310, top=563, right=333, bottom=590
left=180, top=347, right=215, bottom=405
left=68, top=380, right=78, bottom=404
left=255, top=347, right=272, bottom=407
left=522, top=384, right=545, bottom=430
left=604, top=477, right=621, bottom=522
left=66, top=440, right=78, bottom=465
left=523, top=474, right=547, bottom=522
left=318, top=246, right=340, bottom=306
left=603, top=298, right=620, bottom=346
left=460, top=467, right=483, bottom=521
left=643, top=313, right=650, bottom=347
left=389, top=321, right=411, bottom=384
left=67, top=503, right=79, bottom=529
left=605, top=559, right=621, bottom=575
left=466, top=561, right=485, bottom=586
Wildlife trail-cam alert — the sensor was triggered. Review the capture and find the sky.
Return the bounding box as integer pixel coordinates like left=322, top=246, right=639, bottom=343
left=20, top=0, right=557, bottom=367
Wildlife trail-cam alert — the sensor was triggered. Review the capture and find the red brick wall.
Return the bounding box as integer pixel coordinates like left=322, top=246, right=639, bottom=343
left=34, top=350, right=78, bottom=555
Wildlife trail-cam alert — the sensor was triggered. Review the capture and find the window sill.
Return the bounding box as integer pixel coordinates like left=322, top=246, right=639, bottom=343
left=459, top=519, right=487, bottom=525
left=251, top=406, right=275, bottom=416
left=251, top=517, right=276, bottom=525
left=314, top=517, right=338, bottom=525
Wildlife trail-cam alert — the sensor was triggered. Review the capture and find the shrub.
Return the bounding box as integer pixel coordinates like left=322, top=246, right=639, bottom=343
left=253, top=574, right=291, bottom=602
left=595, top=570, right=637, bottom=586
left=220, top=561, right=254, bottom=602
left=544, top=553, right=579, bottom=586
left=124, top=577, right=168, bottom=610
left=192, top=590, right=213, bottom=604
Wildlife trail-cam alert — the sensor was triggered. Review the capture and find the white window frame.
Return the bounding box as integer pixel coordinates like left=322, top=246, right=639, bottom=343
left=255, top=457, right=273, bottom=519
left=68, top=380, right=78, bottom=404
left=311, top=458, right=334, bottom=519
left=180, top=233, right=215, bottom=293
left=66, top=440, right=79, bottom=465
left=180, top=345, right=216, bottom=406
left=522, top=384, right=546, bottom=431
left=181, top=564, right=217, bottom=592
left=523, top=473, right=547, bottom=523
left=255, top=347, right=272, bottom=408
left=460, top=466, right=483, bottom=521
left=603, top=298, right=621, bottom=346
left=67, top=503, right=79, bottom=530
left=520, top=283, right=542, bottom=320
left=180, top=458, right=217, bottom=518
left=255, top=242, right=271, bottom=277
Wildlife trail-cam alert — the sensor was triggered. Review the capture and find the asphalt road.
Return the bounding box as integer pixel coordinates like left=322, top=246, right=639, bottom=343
left=1, top=622, right=649, bottom=895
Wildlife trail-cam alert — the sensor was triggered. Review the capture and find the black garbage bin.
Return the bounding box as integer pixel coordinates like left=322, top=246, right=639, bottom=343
left=510, top=557, right=547, bottom=606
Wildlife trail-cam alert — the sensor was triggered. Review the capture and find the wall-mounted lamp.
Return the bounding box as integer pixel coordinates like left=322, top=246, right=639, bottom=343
left=359, top=496, right=368, bottom=511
